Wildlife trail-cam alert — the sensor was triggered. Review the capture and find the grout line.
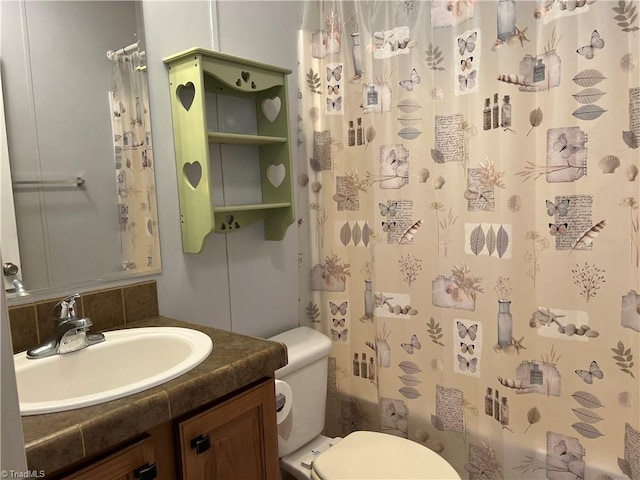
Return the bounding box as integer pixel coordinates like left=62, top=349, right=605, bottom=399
left=120, top=287, right=127, bottom=325
left=32, top=305, right=41, bottom=344
left=78, top=425, right=86, bottom=457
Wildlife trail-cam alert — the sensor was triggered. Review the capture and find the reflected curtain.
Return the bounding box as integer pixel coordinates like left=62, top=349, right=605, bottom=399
left=297, top=1, right=640, bottom=478
left=109, top=51, right=160, bottom=272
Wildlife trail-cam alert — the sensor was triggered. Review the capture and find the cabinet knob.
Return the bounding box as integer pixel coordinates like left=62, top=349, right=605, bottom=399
left=134, top=462, right=158, bottom=480
left=190, top=434, right=211, bottom=454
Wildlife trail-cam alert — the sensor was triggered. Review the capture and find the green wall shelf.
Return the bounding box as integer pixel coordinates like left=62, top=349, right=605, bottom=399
left=163, top=48, right=295, bottom=253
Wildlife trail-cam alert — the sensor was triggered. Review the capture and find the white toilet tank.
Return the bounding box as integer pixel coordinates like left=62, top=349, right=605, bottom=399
left=269, top=327, right=332, bottom=457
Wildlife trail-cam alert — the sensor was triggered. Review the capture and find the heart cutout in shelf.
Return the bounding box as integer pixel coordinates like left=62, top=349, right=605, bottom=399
left=183, top=161, right=202, bottom=189
left=262, top=97, right=281, bottom=122
left=241, top=71, right=250, bottom=82
left=267, top=163, right=286, bottom=188
left=177, top=82, right=196, bottom=111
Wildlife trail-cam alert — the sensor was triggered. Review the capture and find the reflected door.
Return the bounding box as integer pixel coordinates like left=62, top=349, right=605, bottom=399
left=0, top=73, right=22, bottom=292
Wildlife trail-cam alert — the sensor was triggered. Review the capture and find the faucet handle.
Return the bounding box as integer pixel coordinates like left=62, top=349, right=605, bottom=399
left=54, top=293, right=80, bottom=321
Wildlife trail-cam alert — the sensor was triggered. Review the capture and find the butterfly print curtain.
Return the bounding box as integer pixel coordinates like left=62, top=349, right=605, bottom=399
left=297, top=1, right=640, bottom=478
left=109, top=51, right=160, bottom=272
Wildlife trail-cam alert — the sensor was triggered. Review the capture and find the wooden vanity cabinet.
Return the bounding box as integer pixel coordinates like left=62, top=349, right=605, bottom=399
left=60, top=436, right=157, bottom=480
left=176, top=378, right=280, bottom=479
left=53, top=378, right=279, bottom=480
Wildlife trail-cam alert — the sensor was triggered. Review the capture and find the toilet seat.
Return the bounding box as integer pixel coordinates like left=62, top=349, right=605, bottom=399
left=310, top=431, right=461, bottom=480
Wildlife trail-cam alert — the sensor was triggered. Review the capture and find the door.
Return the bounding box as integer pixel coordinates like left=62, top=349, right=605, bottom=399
left=0, top=72, right=23, bottom=292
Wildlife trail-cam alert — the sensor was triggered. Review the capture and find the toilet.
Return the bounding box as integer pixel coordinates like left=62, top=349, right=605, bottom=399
left=269, top=327, right=461, bottom=480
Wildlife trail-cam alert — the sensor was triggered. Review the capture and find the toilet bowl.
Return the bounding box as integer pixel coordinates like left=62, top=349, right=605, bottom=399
left=270, top=327, right=461, bottom=480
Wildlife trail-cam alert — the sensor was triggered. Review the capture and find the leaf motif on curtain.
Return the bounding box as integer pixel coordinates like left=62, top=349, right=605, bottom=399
left=572, top=69, right=606, bottom=87
left=572, top=422, right=604, bottom=439
left=470, top=225, right=485, bottom=255
left=398, top=361, right=422, bottom=374
left=571, top=391, right=604, bottom=409
left=572, top=104, right=607, bottom=121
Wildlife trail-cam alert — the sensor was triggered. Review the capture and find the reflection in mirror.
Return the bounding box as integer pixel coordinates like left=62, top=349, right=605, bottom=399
left=1, top=1, right=161, bottom=298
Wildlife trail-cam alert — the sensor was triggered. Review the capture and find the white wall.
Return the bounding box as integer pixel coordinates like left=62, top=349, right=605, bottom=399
left=144, top=0, right=303, bottom=338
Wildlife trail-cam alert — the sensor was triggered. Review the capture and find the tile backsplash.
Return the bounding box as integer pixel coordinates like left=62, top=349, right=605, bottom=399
left=7, top=280, right=159, bottom=354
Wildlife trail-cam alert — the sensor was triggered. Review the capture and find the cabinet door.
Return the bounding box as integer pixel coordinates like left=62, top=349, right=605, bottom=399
left=178, top=378, right=279, bottom=480
left=61, top=436, right=157, bottom=480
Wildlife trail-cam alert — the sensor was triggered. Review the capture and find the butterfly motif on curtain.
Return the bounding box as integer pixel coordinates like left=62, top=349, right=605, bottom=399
left=460, top=342, right=475, bottom=355
left=458, top=70, right=477, bottom=91
left=458, top=32, right=477, bottom=55
left=457, top=321, right=478, bottom=341
left=553, top=133, right=581, bottom=158
left=385, top=403, right=407, bottom=422
left=379, top=202, right=398, bottom=217
left=575, top=360, right=603, bottom=384
left=577, top=30, right=604, bottom=60
left=402, top=0, right=416, bottom=14
left=327, top=84, right=340, bottom=95
left=460, top=57, right=473, bottom=71
left=326, top=65, right=343, bottom=82
left=553, top=440, right=581, bottom=463
left=457, top=354, right=478, bottom=373
left=326, top=96, right=343, bottom=112
left=382, top=221, right=397, bottom=233
left=385, top=149, right=398, bottom=170
left=331, top=328, right=348, bottom=342
left=546, top=199, right=570, bottom=216
left=401, top=334, right=421, bottom=354
left=330, top=301, right=348, bottom=315
left=549, top=223, right=568, bottom=236
left=399, top=68, right=421, bottom=91
left=332, top=318, right=346, bottom=328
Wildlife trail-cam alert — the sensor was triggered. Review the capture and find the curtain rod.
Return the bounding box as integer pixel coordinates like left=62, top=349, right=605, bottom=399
left=106, top=41, right=139, bottom=61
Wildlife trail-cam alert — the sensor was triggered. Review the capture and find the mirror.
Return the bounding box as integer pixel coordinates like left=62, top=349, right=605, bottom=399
left=0, top=0, right=161, bottom=299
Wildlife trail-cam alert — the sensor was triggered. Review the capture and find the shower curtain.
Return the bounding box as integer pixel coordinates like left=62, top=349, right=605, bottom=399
left=109, top=51, right=160, bottom=272
left=297, top=1, right=640, bottom=478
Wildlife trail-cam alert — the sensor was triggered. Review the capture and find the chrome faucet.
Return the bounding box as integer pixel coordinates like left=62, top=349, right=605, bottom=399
left=26, top=293, right=105, bottom=359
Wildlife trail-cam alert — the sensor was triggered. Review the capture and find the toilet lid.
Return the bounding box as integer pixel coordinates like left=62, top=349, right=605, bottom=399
left=311, top=431, right=461, bottom=480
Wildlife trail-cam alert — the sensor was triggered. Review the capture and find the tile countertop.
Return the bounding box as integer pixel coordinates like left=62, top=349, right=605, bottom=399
left=19, top=316, right=288, bottom=474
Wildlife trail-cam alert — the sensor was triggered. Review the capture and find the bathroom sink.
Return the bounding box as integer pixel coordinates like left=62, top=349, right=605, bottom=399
left=14, top=327, right=213, bottom=415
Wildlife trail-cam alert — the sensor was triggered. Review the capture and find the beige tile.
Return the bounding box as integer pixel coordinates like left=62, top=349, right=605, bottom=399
left=123, top=281, right=159, bottom=323
left=8, top=305, right=38, bottom=354
left=81, top=288, right=125, bottom=331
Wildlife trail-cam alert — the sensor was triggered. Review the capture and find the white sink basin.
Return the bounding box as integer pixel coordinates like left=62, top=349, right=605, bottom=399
left=14, top=327, right=213, bottom=416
